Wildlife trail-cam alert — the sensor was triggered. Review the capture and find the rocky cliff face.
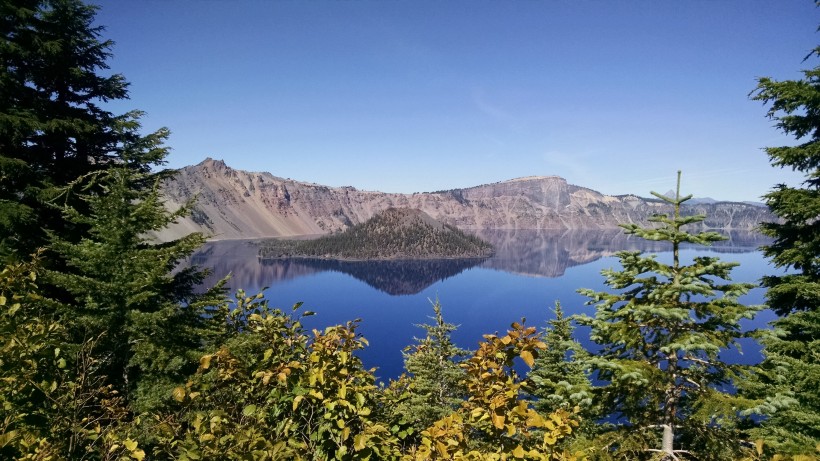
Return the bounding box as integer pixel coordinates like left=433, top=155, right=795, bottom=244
left=155, top=158, right=774, bottom=241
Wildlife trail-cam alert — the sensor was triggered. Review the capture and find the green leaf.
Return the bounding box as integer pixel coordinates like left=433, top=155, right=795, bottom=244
left=242, top=404, right=257, bottom=416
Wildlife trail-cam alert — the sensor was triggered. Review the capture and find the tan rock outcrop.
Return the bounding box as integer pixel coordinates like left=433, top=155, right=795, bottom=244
left=156, top=158, right=773, bottom=241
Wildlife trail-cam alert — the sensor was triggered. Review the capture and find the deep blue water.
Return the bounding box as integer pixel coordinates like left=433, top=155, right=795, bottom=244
left=190, top=229, right=778, bottom=382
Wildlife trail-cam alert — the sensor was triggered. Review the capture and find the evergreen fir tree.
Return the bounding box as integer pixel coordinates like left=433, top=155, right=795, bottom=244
left=575, top=172, right=760, bottom=460
left=527, top=302, right=593, bottom=418
left=741, top=39, right=820, bottom=455
left=45, top=134, right=225, bottom=413
left=0, top=0, right=225, bottom=415
left=0, top=0, right=130, bottom=257
left=398, top=299, right=469, bottom=432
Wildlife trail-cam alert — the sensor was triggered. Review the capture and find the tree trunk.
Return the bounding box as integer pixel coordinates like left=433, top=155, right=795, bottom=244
left=662, top=424, right=674, bottom=458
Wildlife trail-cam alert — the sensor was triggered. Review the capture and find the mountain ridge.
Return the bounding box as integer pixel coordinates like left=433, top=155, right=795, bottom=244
left=155, top=158, right=774, bottom=241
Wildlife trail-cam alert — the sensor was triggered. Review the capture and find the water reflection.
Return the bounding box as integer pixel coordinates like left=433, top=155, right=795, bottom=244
left=476, top=229, right=769, bottom=278
left=261, top=258, right=487, bottom=295
left=190, top=229, right=770, bottom=295
left=186, top=230, right=773, bottom=379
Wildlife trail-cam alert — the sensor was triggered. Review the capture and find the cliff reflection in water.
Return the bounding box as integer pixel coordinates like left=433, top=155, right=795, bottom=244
left=190, top=240, right=321, bottom=292
left=475, top=228, right=769, bottom=278
left=189, top=229, right=770, bottom=295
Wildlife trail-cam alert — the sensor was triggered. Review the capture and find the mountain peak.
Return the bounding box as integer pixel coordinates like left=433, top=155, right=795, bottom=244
left=197, top=157, right=228, bottom=169
left=156, top=159, right=775, bottom=241
left=502, top=175, right=562, bottom=184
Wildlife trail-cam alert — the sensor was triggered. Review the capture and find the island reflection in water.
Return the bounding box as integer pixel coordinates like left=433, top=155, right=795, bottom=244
left=188, top=228, right=773, bottom=380
left=190, top=229, right=770, bottom=296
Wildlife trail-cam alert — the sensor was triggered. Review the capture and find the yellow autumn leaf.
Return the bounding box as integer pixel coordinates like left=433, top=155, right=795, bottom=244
left=435, top=440, right=449, bottom=457
left=526, top=410, right=544, bottom=428
left=512, top=445, right=525, bottom=458
left=520, top=350, right=535, bottom=367
left=506, top=423, right=516, bottom=437
left=199, top=354, right=212, bottom=370
left=123, top=438, right=138, bottom=451
left=491, top=412, right=505, bottom=430
left=354, top=434, right=367, bottom=451
left=172, top=386, right=186, bottom=402
left=292, top=395, right=304, bottom=411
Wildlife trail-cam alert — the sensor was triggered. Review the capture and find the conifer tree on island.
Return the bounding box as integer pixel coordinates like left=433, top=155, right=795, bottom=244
left=575, top=172, right=760, bottom=460
left=741, top=35, right=820, bottom=455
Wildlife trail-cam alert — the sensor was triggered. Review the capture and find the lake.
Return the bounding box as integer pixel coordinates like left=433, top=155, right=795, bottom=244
left=189, top=229, right=778, bottom=382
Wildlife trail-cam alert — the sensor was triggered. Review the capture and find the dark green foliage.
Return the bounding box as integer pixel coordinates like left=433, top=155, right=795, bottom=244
left=0, top=0, right=225, bottom=417
left=527, top=302, right=593, bottom=420
left=258, top=207, right=494, bottom=260
left=575, top=172, right=760, bottom=460
left=44, top=153, right=226, bottom=414
left=741, top=37, right=820, bottom=455
left=526, top=303, right=596, bottom=456
left=396, top=299, right=469, bottom=433
left=0, top=0, right=130, bottom=257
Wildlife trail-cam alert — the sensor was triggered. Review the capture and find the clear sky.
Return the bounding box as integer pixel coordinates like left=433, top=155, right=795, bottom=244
left=93, top=0, right=817, bottom=202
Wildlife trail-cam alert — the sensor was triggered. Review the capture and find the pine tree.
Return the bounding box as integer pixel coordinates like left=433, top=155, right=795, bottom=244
left=44, top=134, right=225, bottom=414
left=398, top=299, right=470, bottom=432
left=741, top=40, right=820, bottom=455
left=575, top=172, right=761, bottom=460
left=0, top=0, right=225, bottom=416
left=0, top=0, right=131, bottom=257
left=527, top=302, right=593, bottom=418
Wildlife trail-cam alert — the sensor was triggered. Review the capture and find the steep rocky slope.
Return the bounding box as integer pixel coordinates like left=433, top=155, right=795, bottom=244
left=156, top=158, right=773, bottom=241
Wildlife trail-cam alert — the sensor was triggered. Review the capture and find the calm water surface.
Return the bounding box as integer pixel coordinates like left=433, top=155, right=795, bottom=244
left=190, top=229, right=778, bottom=381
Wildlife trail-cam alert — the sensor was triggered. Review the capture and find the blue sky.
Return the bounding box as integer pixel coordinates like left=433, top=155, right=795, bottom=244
left=94, top=0, right=817, bottom=201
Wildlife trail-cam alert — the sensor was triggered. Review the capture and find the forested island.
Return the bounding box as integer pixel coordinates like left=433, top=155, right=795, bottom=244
left=257, top=208, right=494, bottom=260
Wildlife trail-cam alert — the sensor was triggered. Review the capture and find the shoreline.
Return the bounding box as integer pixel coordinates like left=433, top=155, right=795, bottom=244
left=257, top=252, right=495, bottom=263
